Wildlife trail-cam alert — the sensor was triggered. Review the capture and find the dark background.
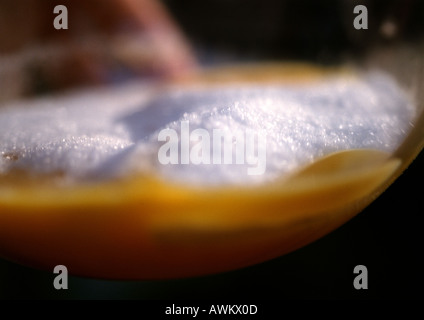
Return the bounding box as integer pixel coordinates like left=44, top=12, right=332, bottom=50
left=1, top=0, right=423, bottom=300
left=165, top=0, right=424, bottom=62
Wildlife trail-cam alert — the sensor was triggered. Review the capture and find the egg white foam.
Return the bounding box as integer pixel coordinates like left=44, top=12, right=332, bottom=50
left=0, top=71, right=415, bottom=185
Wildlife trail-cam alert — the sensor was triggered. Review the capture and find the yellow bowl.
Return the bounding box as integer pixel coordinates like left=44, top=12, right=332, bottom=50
left=0, top=64, right=423, bottom=279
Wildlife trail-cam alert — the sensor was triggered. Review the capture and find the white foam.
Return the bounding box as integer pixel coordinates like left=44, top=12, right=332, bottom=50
left=0, top=71, right=416, bottom=185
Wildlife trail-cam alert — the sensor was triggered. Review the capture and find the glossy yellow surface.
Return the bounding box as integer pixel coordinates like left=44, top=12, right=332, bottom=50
left=0, top=149, right=401, bottom=279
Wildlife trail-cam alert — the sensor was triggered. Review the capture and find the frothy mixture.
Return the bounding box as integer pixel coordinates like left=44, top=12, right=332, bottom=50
left=0, top=71, right=416, bottom=185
